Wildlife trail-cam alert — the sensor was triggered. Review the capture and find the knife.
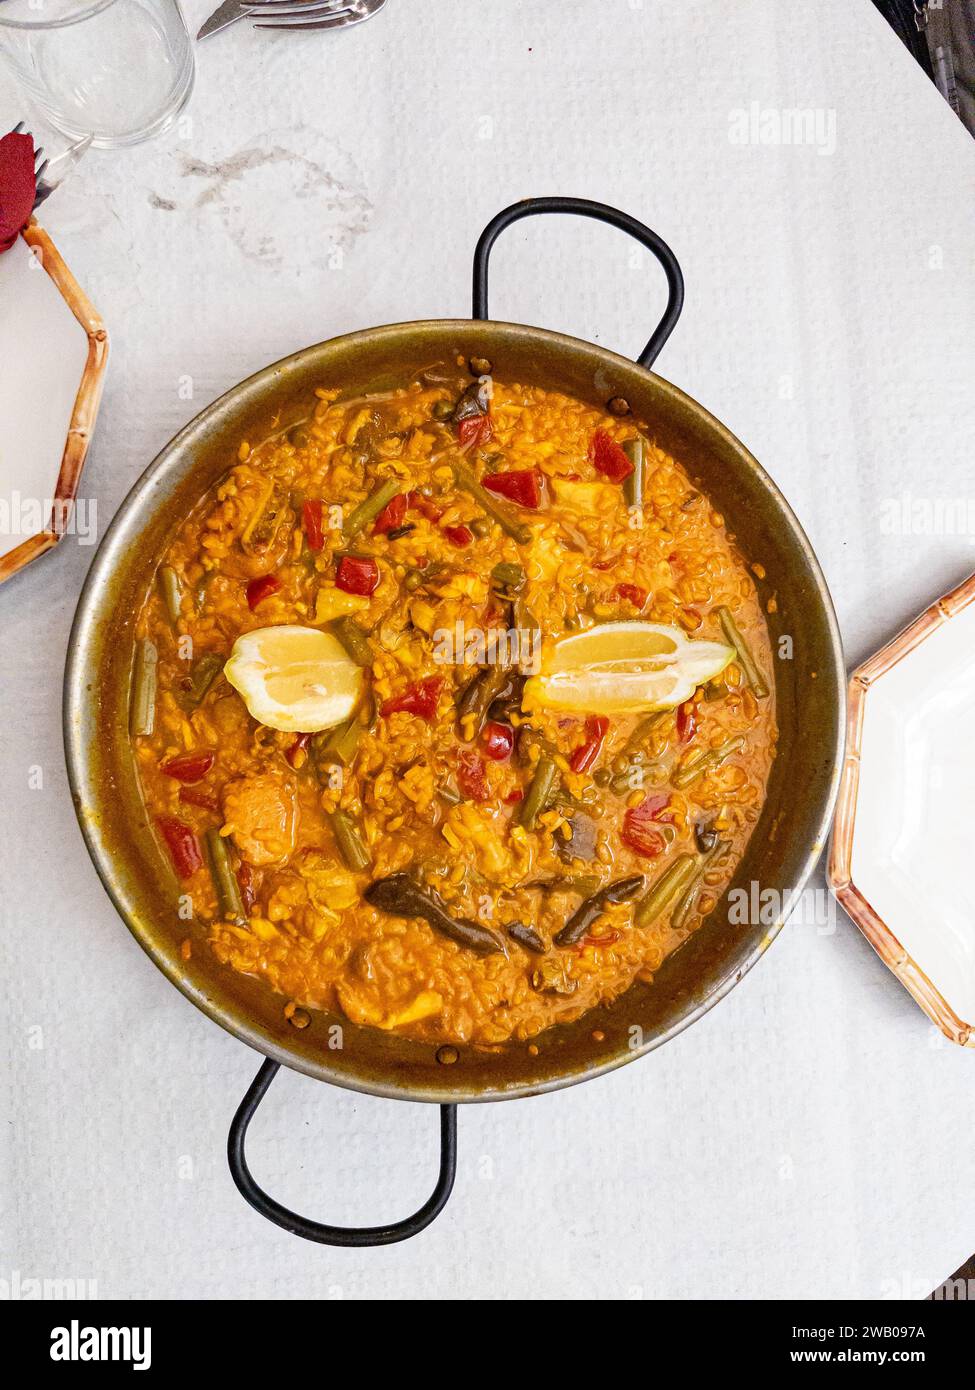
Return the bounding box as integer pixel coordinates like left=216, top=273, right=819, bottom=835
left=197, top=0, right=254, bottom=40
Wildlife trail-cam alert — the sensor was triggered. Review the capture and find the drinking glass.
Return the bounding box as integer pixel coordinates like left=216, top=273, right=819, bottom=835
left=0, top=0, right=194, bottom=148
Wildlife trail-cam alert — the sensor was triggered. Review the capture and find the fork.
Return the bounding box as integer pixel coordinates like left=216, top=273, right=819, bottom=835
left=251, top=0, right=386, bottom=34
left=10, top=121, right=92, bottom=210
left=197, top=0, right=385, bottom=39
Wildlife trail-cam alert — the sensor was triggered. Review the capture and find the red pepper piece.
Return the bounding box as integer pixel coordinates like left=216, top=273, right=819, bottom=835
left=156, top=816, right=203, bottom=879
left=286, top=732, right=313, bottom=768
left=482, top=468, right=541, bottom=509
left=302, top=499, right=326, bottom=551
left=590, top=429, right=634, bottom=483
left=406, top=491, right=444, bottom=522
left=443, top=524, right=474, bottom=548
left=237, top=861, right=259, bottom=914
left=372, top=492, right=408, bottom=535
left=482, top=721, right=515, bottom=761
left=178, top=787, right=220, bottom=812
left=569, top=715, right=610, bottom=774
left=676, top=701, right=698, bottom=743
left=621, top=795, right=673, bottom=857
left=380, top=675, right=443, bottom=721
left=246, top=574, right=281, bottom=609
left=160, top=749, right=216, bottom=784
left=457, top=751, right=489, bottom=801
left=336, top=555, right=380, bottom=595
left=457, top=414, right=493, bottom=448
left=232, top=861, right=257, bottom=914
left=504, top=788, right=524, bottom=804
left=584, top=929, right=623, bottom=948
left=614, top=583, right=648, bottom=610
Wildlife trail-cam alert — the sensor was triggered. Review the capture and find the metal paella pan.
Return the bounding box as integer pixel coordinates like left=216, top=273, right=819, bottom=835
left=64, top=197, right=845, bottom=1245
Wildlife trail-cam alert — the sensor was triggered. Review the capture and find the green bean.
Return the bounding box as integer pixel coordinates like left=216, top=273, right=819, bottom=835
left=624, top=710, right=669, bottom=752
left=672, top=755, right=706, bottom=790
left=670, top=876, right=703, bottom=933
left=206, top=828, right=246, bottom=924
left=130, top=639, right=157, bottom=737
left=328, top=809, right=371, bottom=871
left=343, top=479, right=402, bottom=539
left=670, top=841, right=725, bottom=931
left=331, top=616, right=373, bottom=667
left=451, top=460, right=532, bottom=545
left=456, top=666, right=506, bottom=733
left=517, top=726, right=560, bottom=771
left=315, top=717, right=361, bottom=767
left=195, top=574, right=212, bottom=613
left=519, top=754, right=558, bottom=830
left=634, top=853, right=698, bottom=928
left=157, top=566, right=182, bottom=626
left=716, top=605, right=769, bottom=698
left=623, top=436, right=645, bottom=510
left=512, top=591, right=541, bottom=664
left=551, top=789, right=598, bottom=816
left=672, top=736, right=745, bottom=789
left=529, top=873, right=602, bottom=897
left=491, top=561, right=526, bottom=593
left=244, top=482, right=285, bottom=551
left=184, top=651, right=224, bottom=709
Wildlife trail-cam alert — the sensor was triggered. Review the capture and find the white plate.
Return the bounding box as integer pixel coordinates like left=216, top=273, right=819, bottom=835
left=829, top=573, right=975, bottom=1045
left=0, top=223, right=107, bottom=583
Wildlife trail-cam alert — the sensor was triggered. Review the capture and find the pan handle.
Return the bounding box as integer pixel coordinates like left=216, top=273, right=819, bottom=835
left=472, top=196, right=684, bottom=371
left=227, top=1058, right=457, bottom=1247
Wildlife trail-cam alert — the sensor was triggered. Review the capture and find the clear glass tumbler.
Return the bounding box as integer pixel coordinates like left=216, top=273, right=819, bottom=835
left=0, top=0, right=194, bottom=148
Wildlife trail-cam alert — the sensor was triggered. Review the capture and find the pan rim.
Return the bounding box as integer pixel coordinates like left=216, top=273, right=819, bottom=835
left=63, top=317, right=846, bottom=1103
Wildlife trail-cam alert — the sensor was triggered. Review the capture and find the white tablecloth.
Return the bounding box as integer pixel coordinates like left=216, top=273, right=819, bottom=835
left=2, top=0, right=973, bottom=1300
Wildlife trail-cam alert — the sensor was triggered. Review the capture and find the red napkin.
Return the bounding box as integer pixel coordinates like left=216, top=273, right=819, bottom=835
left=0, top=132, right=36, bottom=254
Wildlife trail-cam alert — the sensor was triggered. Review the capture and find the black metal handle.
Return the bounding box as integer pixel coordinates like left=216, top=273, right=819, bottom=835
left=227, top=1058, right=457, bottom=1247
left=472, top=196, right=684, bottom=370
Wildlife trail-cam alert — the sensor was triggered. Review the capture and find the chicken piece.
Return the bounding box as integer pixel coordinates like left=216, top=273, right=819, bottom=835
left=336, top=981, right=443, bottom=1031
left=222, top=771, right=298, bottom=866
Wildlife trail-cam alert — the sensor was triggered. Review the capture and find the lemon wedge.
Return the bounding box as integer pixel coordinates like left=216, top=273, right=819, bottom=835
left=224, top=625, right=363, bottom=733
left=523, top=621, right=734, bottom=715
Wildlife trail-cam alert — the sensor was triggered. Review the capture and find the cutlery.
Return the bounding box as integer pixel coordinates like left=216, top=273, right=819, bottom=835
left=253, top=0, right=386, bottom=30
left=197, top=0, right=385, bottom=40
left=10, top=122, right=92, bottom=210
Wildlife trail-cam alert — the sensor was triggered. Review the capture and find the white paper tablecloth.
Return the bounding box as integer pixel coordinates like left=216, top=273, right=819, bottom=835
left=2, top=0, right=973, bottom=1300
